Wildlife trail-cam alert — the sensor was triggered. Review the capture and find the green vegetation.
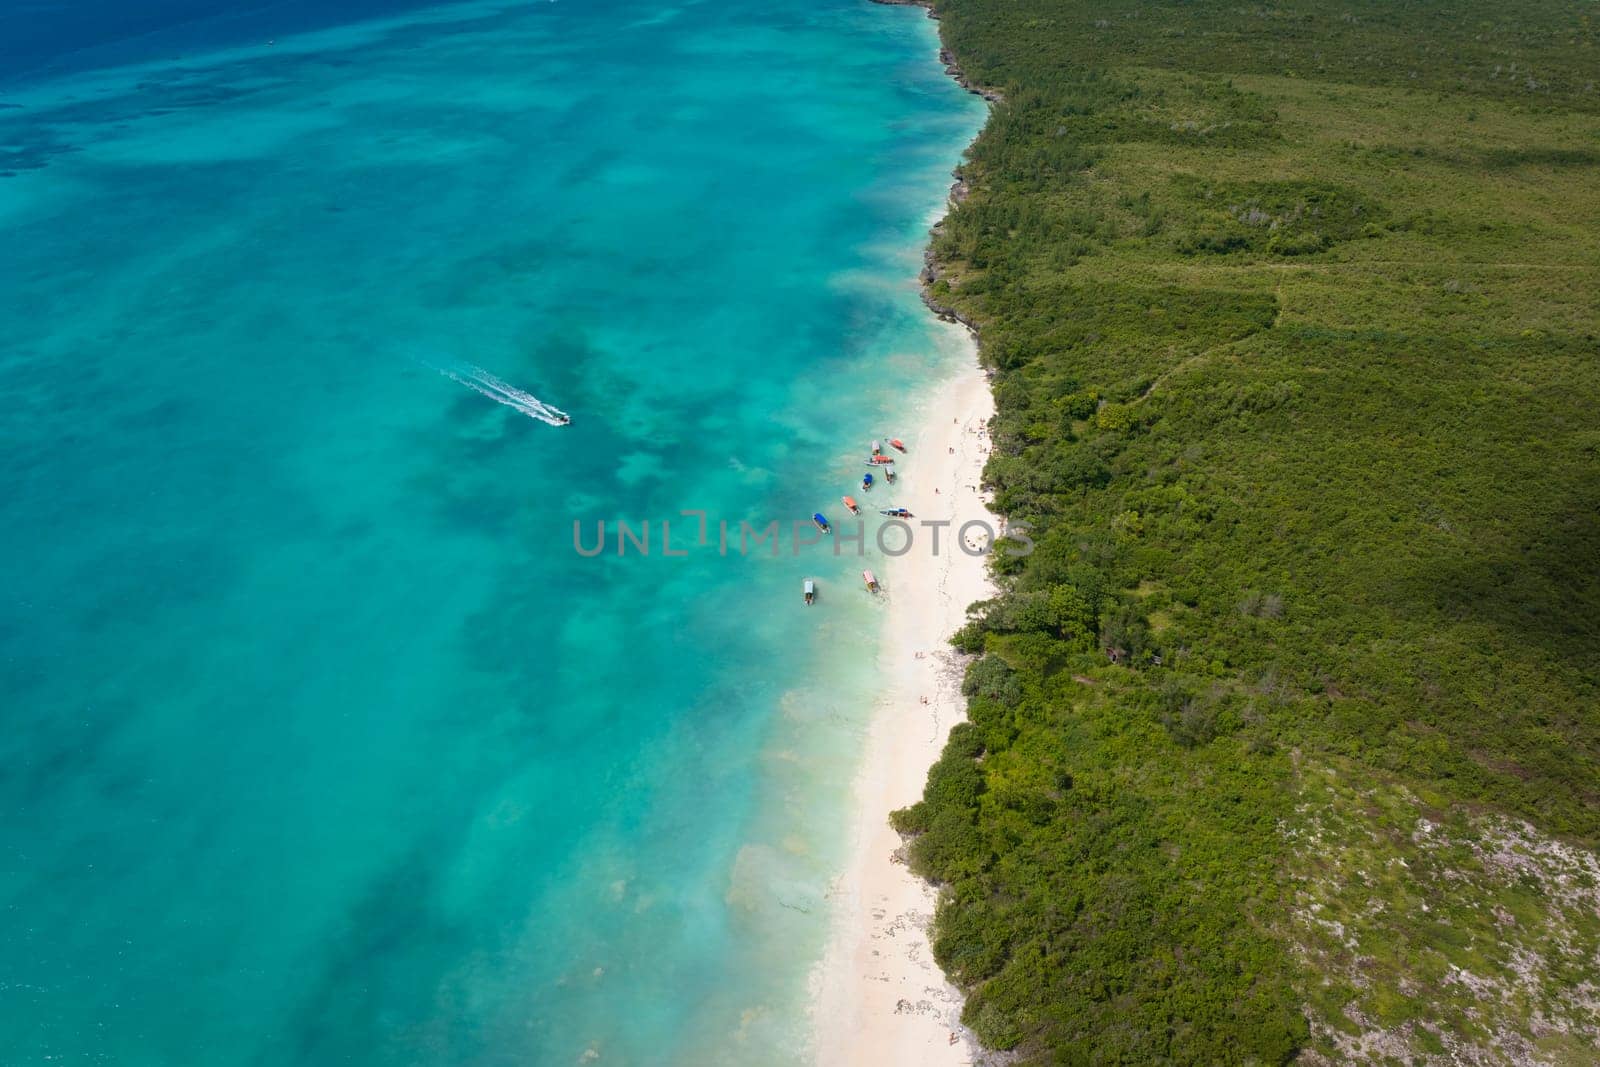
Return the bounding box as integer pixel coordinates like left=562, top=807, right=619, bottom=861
left=895, top=0, right=1600, bottom=1061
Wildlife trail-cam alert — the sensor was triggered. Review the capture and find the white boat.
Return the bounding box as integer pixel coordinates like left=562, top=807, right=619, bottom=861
left=804, top=579, right=816, bottom=606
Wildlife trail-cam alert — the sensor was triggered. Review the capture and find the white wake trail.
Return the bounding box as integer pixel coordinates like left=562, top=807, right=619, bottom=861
left=432, top=363, right=569, bottom=425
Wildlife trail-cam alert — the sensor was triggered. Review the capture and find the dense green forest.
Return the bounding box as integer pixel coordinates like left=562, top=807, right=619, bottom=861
left=889, top=0, right=1600, bottom=1061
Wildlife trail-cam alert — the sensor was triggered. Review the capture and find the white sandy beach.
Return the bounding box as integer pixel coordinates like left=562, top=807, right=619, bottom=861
left=811, top=333, right=997, bottom=1067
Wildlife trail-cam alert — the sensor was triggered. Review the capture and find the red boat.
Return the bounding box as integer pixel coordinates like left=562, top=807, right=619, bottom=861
left=890, top=438, right=906, bottom=452
left=868, top=455, right=894, bottom=465
left=842, top=495, right=860, bottom=515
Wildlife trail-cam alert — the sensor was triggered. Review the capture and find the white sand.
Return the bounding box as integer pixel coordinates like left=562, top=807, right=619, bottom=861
left=811, top=335, right=997, bottom=1067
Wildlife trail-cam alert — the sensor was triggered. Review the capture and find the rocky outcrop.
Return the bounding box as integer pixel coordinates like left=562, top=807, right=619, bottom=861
left=871, top=0, right=996, bottom=336
left=870, top=0, right=1005, bottom=104
left=918, top=229, right=980, bottom=333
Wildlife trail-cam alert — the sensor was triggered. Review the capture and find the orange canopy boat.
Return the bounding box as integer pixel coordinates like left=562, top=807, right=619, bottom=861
left=890, top=438, right=906, bottom=452
left=842, top=495, right=860, bottom=514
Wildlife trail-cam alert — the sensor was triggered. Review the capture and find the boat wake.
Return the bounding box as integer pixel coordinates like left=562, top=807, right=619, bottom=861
left=432, top=362, right=569, bottom=425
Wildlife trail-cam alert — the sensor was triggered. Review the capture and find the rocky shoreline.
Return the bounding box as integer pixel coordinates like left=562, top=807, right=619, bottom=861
left=870, top=0, right=996, bottom=335
left=870, top=0, right=1004, bottom=105
left=918, top=223, right=981, bottom=333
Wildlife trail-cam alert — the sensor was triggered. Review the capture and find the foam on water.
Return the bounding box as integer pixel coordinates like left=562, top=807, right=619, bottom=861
left=431, top=363, right=570, bottom=425
left=0, top=1, right=986, bottom=1063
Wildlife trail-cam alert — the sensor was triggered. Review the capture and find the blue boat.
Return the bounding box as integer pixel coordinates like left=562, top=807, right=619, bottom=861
left=880, top=507, right=912, bottom=519
left=862, top=472, right=874, bottom=491
left=812, top=512, right=831, bottom=534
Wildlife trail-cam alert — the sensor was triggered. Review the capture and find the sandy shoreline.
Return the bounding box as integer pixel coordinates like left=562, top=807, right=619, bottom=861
left=810, top=330, right=997, bottom=1066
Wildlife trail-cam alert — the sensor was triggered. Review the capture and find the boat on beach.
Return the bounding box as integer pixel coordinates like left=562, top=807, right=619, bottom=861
left=879, top=507, right=912, bottom=518
left=862, top=569, right=879, bottom=593
left=812, top=512, right=831, bottom=534
left=843, top=495, right=860, bottom=514
left=804, top=579, right=816, bottom=605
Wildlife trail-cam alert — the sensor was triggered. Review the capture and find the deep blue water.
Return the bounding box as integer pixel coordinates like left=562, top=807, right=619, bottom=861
left=2, top=0, right=438, bottom=83
left=0, top=2, right=984, bottom=1063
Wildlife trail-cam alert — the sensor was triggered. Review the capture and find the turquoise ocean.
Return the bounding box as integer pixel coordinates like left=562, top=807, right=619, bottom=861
left=0, top=1, right=985, bottom=1062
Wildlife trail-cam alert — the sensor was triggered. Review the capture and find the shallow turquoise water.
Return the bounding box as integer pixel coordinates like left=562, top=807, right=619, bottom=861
left=0, top=2, right=984, bottom=1063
